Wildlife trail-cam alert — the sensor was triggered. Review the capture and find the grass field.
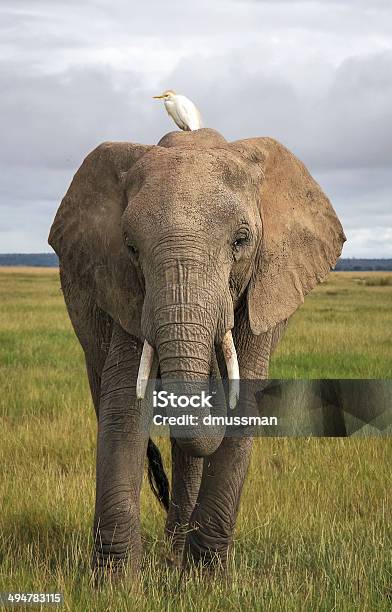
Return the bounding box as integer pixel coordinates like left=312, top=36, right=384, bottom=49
left=0, top=268, right=391, bottom=610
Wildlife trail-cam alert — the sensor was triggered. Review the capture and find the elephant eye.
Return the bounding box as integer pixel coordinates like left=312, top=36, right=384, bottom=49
left=124, top=233, right=138, bottom=257
left=233, top=237, right=247, bottom=248
left=232, top=229, right=251, bottom=251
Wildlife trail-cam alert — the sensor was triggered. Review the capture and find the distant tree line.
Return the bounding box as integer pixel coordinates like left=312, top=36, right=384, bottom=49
left=0, top=254, right=391, bottom=271
left=0, top=253, right=59, bottom=267
left=334, top=258, right=392, bottom=271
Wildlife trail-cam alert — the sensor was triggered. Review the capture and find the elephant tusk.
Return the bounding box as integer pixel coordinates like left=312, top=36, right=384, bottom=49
left=222, top=330, right=240, bottom=410
left=136, top=340, right=155, bottom=400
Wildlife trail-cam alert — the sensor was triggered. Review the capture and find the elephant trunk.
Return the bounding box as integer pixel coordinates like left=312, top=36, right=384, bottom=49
left=136, top=331, right=238, bottom=457
left=137, top=253, right=237, bottom=457
left=155, top=303, right=224, bottom=457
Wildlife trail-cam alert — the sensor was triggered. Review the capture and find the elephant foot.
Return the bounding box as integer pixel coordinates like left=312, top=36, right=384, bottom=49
left=164, top=549, right=182, bottom=569
left=91, top=555, right=141, bottom=589
left=165, top=529, right=231, bottom=577
left=179, top=556, right=232, bottom=590
left=92, top=566, right=123, bottom=589
left=165, top=538, right=190, bottom=571
left=181, top=535, right=231, bottom=576
left=164, top=524, right=188, bottom=570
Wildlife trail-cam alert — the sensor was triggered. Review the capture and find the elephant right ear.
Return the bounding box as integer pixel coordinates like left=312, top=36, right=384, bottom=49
left=48, top=141, right=153, bottom=337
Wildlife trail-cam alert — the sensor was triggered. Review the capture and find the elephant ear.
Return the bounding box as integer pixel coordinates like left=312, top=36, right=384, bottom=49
left=230, top=137, right=346, bottom=335
left=48, top=141, right=152, bottom=337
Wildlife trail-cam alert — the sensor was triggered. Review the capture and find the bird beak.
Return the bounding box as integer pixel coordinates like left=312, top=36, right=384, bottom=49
left=153, top=95, right=164, bottom=99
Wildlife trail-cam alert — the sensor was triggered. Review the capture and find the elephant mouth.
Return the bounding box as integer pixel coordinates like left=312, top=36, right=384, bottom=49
left=136, top=329, right=240, bottom=410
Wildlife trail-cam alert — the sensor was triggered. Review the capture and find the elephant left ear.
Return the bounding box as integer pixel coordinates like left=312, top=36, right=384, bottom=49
left=230, top=137, right=346, bottom=335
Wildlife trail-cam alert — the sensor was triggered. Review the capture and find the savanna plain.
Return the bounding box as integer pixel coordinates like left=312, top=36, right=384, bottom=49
left=0, top=268, right=391, bottom=611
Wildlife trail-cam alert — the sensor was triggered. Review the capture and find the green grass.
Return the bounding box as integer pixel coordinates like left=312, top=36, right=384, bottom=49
left=0, top=268, right=392, bottom=611
left=271, top=272, right=392, bottom=378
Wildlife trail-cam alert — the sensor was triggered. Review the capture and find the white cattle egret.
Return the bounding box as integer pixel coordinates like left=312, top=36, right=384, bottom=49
left=153, top=90, right=203, bottom=131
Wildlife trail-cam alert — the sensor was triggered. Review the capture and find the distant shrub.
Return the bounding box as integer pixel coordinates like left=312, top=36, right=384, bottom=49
left=361, top=276, right=392, bottom=287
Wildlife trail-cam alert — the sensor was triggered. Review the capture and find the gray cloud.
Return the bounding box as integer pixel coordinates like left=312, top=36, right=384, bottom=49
left=0, top=0, right=391, bottom=256
left=164, top=49, right=392, bottom=167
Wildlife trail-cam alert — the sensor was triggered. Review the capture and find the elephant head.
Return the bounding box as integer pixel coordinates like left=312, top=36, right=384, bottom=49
left=49, top=128, right=345, bottom=456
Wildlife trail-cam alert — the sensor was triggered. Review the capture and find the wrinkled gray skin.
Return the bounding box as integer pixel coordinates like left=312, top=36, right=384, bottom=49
left=49, top=128, right=345, bottom=578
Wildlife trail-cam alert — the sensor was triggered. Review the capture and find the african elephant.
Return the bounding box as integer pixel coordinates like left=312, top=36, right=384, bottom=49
left=48, top=128, right=345, bottom=579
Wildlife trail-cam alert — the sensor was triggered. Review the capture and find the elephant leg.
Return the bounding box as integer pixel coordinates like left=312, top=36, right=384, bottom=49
left=165, top=439, right=203, bottom=566
left=92, top=323, right=154, bottom=580
left=60, top=268, right=112, bottom=422
left=181, top=310, right=278, bottom=571
left=183, top=436, right=253, bottom=570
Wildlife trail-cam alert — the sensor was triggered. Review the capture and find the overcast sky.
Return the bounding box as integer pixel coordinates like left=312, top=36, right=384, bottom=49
left=0, top=0, right=391, bottom=257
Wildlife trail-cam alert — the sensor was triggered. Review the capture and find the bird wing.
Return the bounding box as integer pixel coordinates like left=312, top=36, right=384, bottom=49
left=164, top=99, right=188, bottom=130
left=176, top=95, right=203, bottom=130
